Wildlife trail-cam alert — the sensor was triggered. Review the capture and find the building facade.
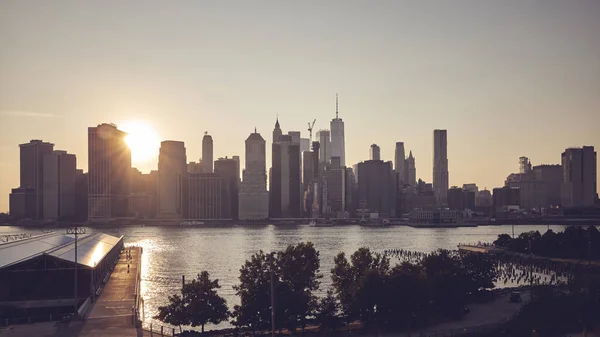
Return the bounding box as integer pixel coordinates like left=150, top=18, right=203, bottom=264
left=369, top=144, right=381, bottom=161
left=188, top=173, right=229, bottom=219
left=202, top=132, right=214, bottom=173
left=406, top=151, right=416, bottom=187
left=14, top=140, right=55, bottom=218
left=533, top=164, right=562, bottom=207
left=270, top=133, right=302, bottom=218
left=215, top=157, right=239, bottom=220
left=158, top=141, right=187, bottom=219
left=322, top=157, right=346, bottom=216
left=561, top=146, right=597, bottom=207
left=239, top=130, right=269, bottom=220
left=433, top=129, right=449, bottom=205
left=357, top=160, right=395, bottom=217
left=316, top=130, right=331, bottom=164
left=42, top=150, right=76, bottom=220
left=88, top=123, right=131, bottom=219
left=330, top=95, right=346, bottom=167
left=394, top=142, right=406, bottom=184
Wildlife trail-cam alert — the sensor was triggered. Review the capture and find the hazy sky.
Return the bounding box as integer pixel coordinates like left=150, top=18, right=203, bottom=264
left=1, top=1, right=599, bottom=212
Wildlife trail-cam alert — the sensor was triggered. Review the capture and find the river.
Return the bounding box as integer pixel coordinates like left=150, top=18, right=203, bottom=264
left=0, top=224, right=574, bottom=330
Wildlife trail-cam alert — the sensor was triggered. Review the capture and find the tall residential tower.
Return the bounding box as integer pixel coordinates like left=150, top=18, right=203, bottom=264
left=202, top=132, right=213, bottom=173
left=158, top=141, right=187, bottom=218
left=433, top=129, right=449, bottom=205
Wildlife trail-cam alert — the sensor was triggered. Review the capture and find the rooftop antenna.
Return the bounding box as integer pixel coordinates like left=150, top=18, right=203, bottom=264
left=336, top=93, right=339, bottom=119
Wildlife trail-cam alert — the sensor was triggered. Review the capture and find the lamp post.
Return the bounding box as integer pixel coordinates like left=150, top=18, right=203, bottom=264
left=67, top=226, right=86, bottom=317
left=270, top=252, right=276, bottom=337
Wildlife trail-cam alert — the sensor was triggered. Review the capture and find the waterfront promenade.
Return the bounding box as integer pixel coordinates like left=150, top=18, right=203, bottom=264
left=78, top=246, right=142, bottom=337
left=0, top=246, right=142, bottom=337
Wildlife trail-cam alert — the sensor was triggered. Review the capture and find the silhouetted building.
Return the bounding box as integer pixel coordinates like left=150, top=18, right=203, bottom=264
left=476, top=189, right=493, bottom=207
left=533, top=164, right=562, bottom=207
left=88, top=123, right=131, bottom=219
left=406, top=151, right=416, bottom=187
left=433, top=129, right=449, bottom=205
left=188, top=173, right=229, bottom=219
left=357, top=160, right=395, bottom=217
left=330, top=94, right=346, bottom=167
left=239, top=130, right=269, bottom=220
left=394, top=142, right=406, bottom=184
left=322, top=157, right=346, bottom=216
left=9, top=188, right=36, bottom=219
left=369, top=144, right=381, bottom=161
left=300, top=138, right=310, bottom=154
left=447, top=187, right=463, bottom=210
left=493, top=187, right=520, bottom=210
left=158, top=141, right=187, bottom=219
left=288, top=131, right=301, bottom=144
left=187, top=161, right=203, bottom=174
left=215, top=157, right=239, bottom=219
left=15, top=140, right=55, bottom=219
left=317, top=130, right=331, bottom=164
left=270, top=133, right=301, bottom=218
left=561, top=146, right=597, bottom=207
left=43, top=151, right=76, bottom=220
left=345, top=167, right=358, bottom=217
left=202, top=132, right=213, bottom=173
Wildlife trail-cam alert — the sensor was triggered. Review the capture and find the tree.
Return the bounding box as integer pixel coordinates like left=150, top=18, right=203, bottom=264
left=276, top=242, right=322, bottom=332
left=316, top=289, right=342, bottom=332
left=331, top=248, right=390, bottom=327
left=155, top=271, right=229, bottom=333
left=231, top=250, right=273, bottom=331
left=493, top=233, right=512, bottom=247
left=155, top=294, right=187, bottom=333
left=184, top=272, right=229, bottom=333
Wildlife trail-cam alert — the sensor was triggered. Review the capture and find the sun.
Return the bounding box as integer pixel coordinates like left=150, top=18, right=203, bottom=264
left=119, top=120, right=160, bottom=165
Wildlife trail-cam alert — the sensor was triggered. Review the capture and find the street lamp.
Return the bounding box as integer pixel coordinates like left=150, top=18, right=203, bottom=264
left=67, top=226, right=86, bottom=317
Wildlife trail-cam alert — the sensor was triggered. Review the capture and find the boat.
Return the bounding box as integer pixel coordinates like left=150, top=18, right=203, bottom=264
left=309, top=219, right=334, bottom=227
left=179, top=221, right=205, bottom=226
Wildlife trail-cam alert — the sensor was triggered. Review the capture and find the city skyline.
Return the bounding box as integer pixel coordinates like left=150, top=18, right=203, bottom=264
left=1, top=1, right=600, bottom=212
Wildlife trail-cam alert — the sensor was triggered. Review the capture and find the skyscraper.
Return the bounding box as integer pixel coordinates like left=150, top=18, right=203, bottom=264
left=215, top=157, right=239, bottom=219
left=357, top=160, right=395, bottom=216
left=370, top=144, right=381, bottom=161
left=406, top=151, right=416, bottom=187
left=394, top=142, right=406, bottom=184
left=561, top=146, right=597, bottom=207
left=288, top=131, right=301, bottom=144
left=273, top=118, right=282, bottom=143
left=202, top=132, right=213, bottom=173
left=239, top=129, right=269, bottom=220
left=14, top=140, right=54, bottom=218
left=43, top=150, right=76, bottom=220
left=322, top=157, right=346, bottom=216
left=330, top=94, right=346, bottom=167
left=270, top=133, right=301, bottom=218
left=316, top=130, right=331, bottom=164
left=433, top=129, right=449, bottom=204
left=188, top=173, right=228, bottom=219
left=88, top=123, right=131, bottom=219
left=158, top=141, right=187, bottom=219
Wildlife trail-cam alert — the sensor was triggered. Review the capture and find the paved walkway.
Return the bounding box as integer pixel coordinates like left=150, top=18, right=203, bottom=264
left=0, top=247, right=142, bottom=337
left=78, top=247, right=141, bottom=337
left=383, top=290, right=531, bottom=337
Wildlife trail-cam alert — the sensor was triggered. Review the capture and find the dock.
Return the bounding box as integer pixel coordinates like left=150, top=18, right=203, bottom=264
left=78, top=246, right=142, bottom=337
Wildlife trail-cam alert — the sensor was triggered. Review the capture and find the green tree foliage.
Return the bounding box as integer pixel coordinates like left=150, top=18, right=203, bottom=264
left=494, top=226, right=600, bottom=259
left=155, top=271, right=229, bottom=333
left=155, top=294, right=187, bottom=332
left=315, top=289, right=342, bottom=331
left=331, top=248, right=390, bottom=327
left=185, top=272, right=229, bottom=332
left=232, top=243, right=322, bottom=333
left=276, top=242, right=322, bottom=332
left=231, top=250, right=272, bottom=331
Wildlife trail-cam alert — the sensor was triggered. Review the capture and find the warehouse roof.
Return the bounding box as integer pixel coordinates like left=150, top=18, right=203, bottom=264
left=0, top=231, right=123, bottom=269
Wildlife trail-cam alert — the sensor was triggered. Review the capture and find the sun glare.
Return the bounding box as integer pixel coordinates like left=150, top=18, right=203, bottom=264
left=120, top=120, right=160, bottom=165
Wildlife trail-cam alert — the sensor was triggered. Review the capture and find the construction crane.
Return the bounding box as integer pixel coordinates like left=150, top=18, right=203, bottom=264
left=307, top=119, right=316, bottom=142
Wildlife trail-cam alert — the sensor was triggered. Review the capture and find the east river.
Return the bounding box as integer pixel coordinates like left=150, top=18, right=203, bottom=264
left=1, top=224, right=579, bottom=330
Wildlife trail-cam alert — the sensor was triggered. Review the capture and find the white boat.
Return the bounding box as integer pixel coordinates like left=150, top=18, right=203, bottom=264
left=360, top=219, right=388, bottom=227
left=309, top=220, right=317, bottom=226
left=309, top=219, right=334, bottom=227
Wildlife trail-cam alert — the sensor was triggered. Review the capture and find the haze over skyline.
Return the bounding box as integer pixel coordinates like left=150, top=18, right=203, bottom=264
left=1, top=1, right=599, bottom=212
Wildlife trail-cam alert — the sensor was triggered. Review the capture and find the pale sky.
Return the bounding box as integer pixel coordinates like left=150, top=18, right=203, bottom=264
left=1, top=1, right=599, bottom=212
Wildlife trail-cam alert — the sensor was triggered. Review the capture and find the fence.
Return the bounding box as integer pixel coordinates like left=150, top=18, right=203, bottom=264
left=141, top=323, right=176, bottom=336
